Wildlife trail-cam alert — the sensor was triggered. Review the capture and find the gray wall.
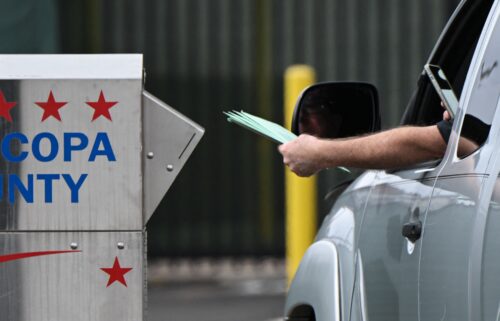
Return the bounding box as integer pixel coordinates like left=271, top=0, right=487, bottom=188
left=0, top=0, right=59, bottom=53
left=11, top=0, right=460, bottom=256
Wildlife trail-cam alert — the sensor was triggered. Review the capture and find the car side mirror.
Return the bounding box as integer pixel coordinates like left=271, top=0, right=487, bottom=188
left=291, top=82, right=381, bottom=138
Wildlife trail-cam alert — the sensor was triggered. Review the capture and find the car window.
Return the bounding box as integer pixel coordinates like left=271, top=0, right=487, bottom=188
left=400, top=0, right=494, bottom=127
left=457, top=10, right=500, bottom=158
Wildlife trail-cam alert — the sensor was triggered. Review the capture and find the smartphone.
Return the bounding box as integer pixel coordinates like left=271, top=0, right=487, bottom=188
left=424, top=64, right=459, bottom=119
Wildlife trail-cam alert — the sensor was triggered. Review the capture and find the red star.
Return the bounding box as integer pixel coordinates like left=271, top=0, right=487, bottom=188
left=0, top=91, right=17, bottom=123
left=100, top=257, right=132, bottom=287
left=35, top=91, right=67, bottom=121
left=85, top=91, right=118, bottom=121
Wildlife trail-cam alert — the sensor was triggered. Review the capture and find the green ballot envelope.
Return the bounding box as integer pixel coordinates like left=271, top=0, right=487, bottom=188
left=223, top=110, right=350, bottom=173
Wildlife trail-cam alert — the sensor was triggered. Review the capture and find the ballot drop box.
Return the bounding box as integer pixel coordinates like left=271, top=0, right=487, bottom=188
left=0, top=55, right=204, bottom=321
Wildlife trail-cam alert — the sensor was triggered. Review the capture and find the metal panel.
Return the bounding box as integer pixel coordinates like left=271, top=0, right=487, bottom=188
left=0, top=77, right=143, bottom=231
left=0, top=54, right=143, bottom=79
left=0, top=231, right=144, bottom=321
left=142, top=91, right=204, bottom=222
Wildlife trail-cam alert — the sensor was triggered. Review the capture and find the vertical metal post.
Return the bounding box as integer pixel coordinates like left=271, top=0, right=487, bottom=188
left=284, top=65, right=317, bottom=284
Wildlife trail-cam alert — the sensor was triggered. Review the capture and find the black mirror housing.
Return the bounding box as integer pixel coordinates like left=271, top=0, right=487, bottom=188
left=291, top=82, right=381, bottom=139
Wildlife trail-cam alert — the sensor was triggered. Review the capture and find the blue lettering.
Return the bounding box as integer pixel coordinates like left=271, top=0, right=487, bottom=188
left=9, top=174, right=33, bottom=203
left=64, top=133, right=89, bottom=162
left=32, top=132, right=58, bottom=162
left=36, top=174, right=60, bottom=203
left=62, top=174, right=87, bottom=203
left=2, top=133, right=28, bottom=162
left=89, top=133, right=116, bottom=161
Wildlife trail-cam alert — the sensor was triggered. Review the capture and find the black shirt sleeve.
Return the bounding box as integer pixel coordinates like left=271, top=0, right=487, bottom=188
left=437, top=119, right=452, bottom=144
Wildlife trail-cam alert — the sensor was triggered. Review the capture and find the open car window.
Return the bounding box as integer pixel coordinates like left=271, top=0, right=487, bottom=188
left=400, top=0, right=494, bottom=127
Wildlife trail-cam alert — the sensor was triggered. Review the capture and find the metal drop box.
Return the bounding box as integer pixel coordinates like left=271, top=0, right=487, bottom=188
left=0, top=54, right=204, bottom=321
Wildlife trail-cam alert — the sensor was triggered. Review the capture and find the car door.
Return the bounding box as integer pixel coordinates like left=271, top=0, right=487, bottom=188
left=419, top=2, right=500, bottom=320
left=353, top=169, right=436, bottom=321
left=351, top=1, right=495, bottom=321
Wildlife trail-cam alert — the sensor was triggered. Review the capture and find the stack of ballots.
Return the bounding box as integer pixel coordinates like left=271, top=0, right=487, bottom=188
left=223, top=110, right=297, bottom=144
left=223, top=110, right=350, bottom=173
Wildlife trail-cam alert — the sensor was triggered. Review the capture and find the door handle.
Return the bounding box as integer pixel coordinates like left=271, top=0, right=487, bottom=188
left=402, top=207, right=422, bottom=243
left=402, top=221, right=422, bottom=243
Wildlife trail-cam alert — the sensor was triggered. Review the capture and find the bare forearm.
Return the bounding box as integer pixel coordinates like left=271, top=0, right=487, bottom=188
left=315, top=126, right=447, bottom=169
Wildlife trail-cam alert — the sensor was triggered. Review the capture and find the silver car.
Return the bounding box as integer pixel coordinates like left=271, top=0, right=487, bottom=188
left=285, top=0, right=500, bottom=320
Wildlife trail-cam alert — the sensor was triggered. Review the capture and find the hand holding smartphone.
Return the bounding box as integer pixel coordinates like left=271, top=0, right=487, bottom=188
left=424, top=64, right=459, bottom=119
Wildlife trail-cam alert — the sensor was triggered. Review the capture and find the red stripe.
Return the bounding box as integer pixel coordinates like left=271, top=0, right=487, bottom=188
left=0, top=250, right=81, bottom=263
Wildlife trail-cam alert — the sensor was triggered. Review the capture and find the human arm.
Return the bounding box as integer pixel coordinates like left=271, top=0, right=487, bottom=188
left=278, top=125, right=447, bottom=177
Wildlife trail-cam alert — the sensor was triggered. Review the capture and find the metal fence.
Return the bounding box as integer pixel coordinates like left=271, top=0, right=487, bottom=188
left=3, top=0, right=460, bottom=257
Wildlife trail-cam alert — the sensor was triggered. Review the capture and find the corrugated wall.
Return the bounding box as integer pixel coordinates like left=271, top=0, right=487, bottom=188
left=57, top=0, right=460, bottom=257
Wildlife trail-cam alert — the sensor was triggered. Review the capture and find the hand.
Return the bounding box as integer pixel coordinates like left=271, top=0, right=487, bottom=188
left=278, top=134, right=324, bottom=177
left=441, top=101, right=451, bottom=121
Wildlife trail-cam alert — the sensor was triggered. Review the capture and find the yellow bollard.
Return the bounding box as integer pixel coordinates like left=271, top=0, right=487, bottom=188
left=284, top=65, right=317, bottom=285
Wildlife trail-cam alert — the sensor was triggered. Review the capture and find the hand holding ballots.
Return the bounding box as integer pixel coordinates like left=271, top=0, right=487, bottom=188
left=223, top=110, right=350, bottom=173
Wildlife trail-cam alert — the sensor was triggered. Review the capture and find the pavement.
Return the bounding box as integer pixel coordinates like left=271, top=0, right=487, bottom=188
left=147, top=258, right=286, bottom=321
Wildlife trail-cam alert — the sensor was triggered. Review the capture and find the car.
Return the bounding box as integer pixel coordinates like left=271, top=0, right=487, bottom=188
left=284, top=0, right=500, bottom=320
